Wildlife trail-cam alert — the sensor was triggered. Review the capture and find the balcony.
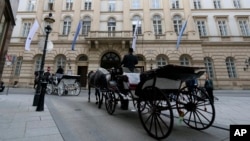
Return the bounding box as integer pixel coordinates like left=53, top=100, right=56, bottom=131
left=85, top=31, right=133, bottom=42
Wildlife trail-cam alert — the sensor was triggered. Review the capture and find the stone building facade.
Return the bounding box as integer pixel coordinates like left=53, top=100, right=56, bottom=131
left=2, top=0, right=250, bottom=89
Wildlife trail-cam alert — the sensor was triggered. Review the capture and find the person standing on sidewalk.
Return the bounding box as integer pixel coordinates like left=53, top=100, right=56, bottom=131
left=204, top=73, right=214, bottom=103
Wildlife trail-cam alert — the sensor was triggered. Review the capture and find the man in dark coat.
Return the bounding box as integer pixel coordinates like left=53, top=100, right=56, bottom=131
left=121, top=48, right=138, bottom=72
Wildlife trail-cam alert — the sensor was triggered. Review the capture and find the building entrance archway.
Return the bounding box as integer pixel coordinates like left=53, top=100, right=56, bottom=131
left=101, top=52, right=121, bottom=69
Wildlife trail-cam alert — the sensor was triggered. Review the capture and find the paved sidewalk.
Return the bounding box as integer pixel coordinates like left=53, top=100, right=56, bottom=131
left=0, top=93, right=64, bottom=141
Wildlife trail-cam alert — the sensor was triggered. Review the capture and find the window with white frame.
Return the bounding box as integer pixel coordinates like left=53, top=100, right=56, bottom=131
left=62, top=16, right=72, bottom=35
left=27, top=0, right=35, bottom=11
left=22, top=21, right=32, bottom=37
left=35, top=55, right=42, bottom=71
left=238, top=18, right=250, bottom=36
left=180, top=55, right=191, bottom=66
left=172, top=0, right=179, bottom=9
left=132, top=16, right=142, bottom=35
left=193, top=0, right=201, bottom=9
left=56, top=55, right=66, bottom=70
left=132, top=0, right=140, bottom=9
left=152, top=0, right=160, bottom=9
left=226, top=57, right=237, bottom=78
left=66, top=0, right=73, bottom=10
left=108, top=18, right=116, bottom=37
left=156, top=55, right=168, bottom=67
left=217, top=19, right=228, bottom=36
left=84, top=0, right=92, bottom=10
left=204, top=57, right=214, bottom=79
left=48, top=0, right=54, bottom=11
left=196, top=20, right=207, bottom=36
left=233, top=0, right=241, bottom=8
left=14, top=57, right=23, bottom=76
left=108, top=0, right=116, bottom=12
left=213, top=0, right=221, bottom=9
left=82, top=16, right=91, bottom=36
left=173, top=15, right=182, bottom=34
left=153, top=15, right=162, bottom=35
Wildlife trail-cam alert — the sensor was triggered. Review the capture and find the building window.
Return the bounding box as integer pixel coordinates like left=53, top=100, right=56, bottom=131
left=35, top=55, right=42, bottom=71
left=78, top=55, right=88, bottom=61
left=108, top=0, right=115, bottom=12
left=172, top=0, right=179, bottom=9
left=84, top=0, right=92, bottom=10
left=196, top=20, right=207, bottom=36
left=156, top=55, right=168, bottom=67
left=173, top=15, right=182, bottom=34
left=180, top=55, right=191, bottom=66
left=22, top=21, right=32, bottom=37
left=82, top=16, right=91, bottom=36
left=66, top=0, right=73, bottom=10
left=233, top=0, right=241, bottom=8
left=108, top=18, right=116, bottom=37
left=217, top=19, right=228, bottom=36
left=226, top=57, right=237, bottom=78
left=56, top=55, right=66, bottom=70
left=152, top=0, right=160, bottom=9
left=15, top=57, right=23, bottom=76
left=132, top=16, right=142, bottom=35
left=132, top=0, right=140, bottom=9
left=193, top=0, right=201, bottom=9
left=153, top=15, right=162, bottom=35
left=213, top=0, right=221, bottom=9
left=204, top=57, right=214, bottom=79
left=238, top=18, right=250, bottom=36
left=63, top=16, right=72, bottom=35
left=27, top=0, right=35, bottom=11
left=48, top=0, right=54, bottom=11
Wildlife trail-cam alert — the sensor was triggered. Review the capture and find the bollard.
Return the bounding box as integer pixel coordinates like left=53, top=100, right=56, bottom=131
left=36, top=81, right=47, bottom=111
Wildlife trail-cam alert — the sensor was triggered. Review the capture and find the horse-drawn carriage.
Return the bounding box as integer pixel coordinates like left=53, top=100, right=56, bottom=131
left=46, top=74, right=81, bottom=96
left=88, top=64, right=215, bottom=139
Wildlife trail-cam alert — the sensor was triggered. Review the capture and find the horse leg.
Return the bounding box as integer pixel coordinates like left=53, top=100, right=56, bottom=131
left=95, top=88, right=99, bottom=105
left=88, top=85, right=91, bottom=102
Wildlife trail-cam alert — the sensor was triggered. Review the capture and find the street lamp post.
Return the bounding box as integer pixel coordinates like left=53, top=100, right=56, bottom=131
left=33, top=13, right=55, bottom=107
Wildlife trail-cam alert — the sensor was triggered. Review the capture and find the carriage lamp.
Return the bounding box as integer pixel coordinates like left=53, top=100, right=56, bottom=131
left=243, top=58, right=250, bottom=71
left=68, top=58, right=71, bottom=69
left=150, top=58, right=153, bottom=70
left=33, top=13, right=55, bottom=108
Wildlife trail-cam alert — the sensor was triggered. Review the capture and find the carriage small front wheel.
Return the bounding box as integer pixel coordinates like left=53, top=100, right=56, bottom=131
left=105, top=91, right=116, bottom=115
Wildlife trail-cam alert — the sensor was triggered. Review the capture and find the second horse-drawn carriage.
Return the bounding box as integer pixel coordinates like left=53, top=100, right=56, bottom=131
left=88, top=64, right=215, bottom=139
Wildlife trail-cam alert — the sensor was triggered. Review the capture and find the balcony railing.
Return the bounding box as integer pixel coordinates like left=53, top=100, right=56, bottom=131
left=85, top=31, right=133, bottom=39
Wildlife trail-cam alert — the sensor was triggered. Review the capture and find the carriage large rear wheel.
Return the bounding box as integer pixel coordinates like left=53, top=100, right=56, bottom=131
left=105, top=91, right=116, bottom=115
left=176, top=87, right=215, bottom=130
left=138, top=86, right=174, bottom=140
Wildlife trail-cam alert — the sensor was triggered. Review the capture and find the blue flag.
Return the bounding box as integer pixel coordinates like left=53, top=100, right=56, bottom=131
left=71, top=20, right=82, bottom=50
left=176, top=19, right=188, bottom=50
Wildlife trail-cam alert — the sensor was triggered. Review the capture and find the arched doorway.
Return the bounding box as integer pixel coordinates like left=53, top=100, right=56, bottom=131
left=101, top=52, right=121, bottom=69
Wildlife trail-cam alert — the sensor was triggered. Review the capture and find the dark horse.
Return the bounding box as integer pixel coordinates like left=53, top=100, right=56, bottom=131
left=87, top=68, right=111, bottom=108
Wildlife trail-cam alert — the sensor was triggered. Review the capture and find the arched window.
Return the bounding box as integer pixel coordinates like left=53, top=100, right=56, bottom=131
left=132, top=16, right=142, bottom=34
left=173, top=15, right=182, bottom=34
left=78, top=55, right=88, bottom=61
left=15, top=56, right=23, bottom=76
left=180, top=55, right=191, bottom=66
left=56, top=55, right=66, bottom=69
left=107, top=18, right=116, bottom=36
left=82, top=16, right=91, bottom=36
left=63, top=16, right=72, bottom=35
left=156, top=55, right=168, bottom=67
left=35, top=55, right=42, bottom=71
left=153, top=15, right=162, bottom=34
left=226, top=57, right=237, bottom=78
left=204, top=57, right=215, bottom=78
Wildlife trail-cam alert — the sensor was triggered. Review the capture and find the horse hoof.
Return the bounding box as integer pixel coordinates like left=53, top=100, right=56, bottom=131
left=96, top=102, right=98, bottom=105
